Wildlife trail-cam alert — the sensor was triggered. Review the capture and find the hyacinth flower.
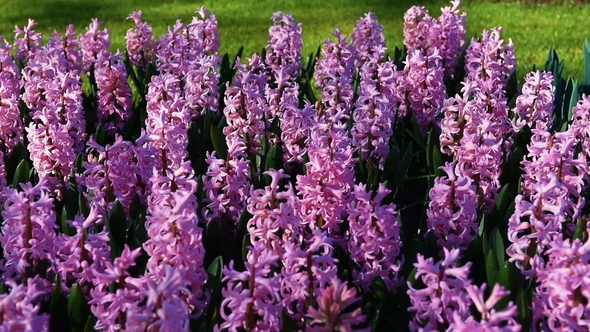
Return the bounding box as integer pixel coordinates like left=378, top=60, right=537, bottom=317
left=314, top=28, right=355, bottom=123
left=511, top=70, right=555, bottom=132
left=222, top=54, right=268, bottom=158
left=183, top=54, right=221, bottom=119
left=220, top=241, right=283, bottom=332
left=407, top=248, right=472, bottom=331
left=265, top=63, right=300, bottom=125
left=83, top=135, right=139, bottom=216
left=465, top=27, right=516, bottom=90
left=436, top=0, right=467, bottom=78
left=351, top=58, right=398, bottom=170
left=403, top=1, right=466, bottom=77
left=89, top=244, right=143, bottom=332
left=307, top=277, right=369, bottom=332
left=0, top=278, right=51, bottom=331
left=296, top=122, right=356, bottom=234
left=280, top=99, right=316, bottom=164
left=280, top=229, right=338, bottom=323
left=507, top=129, right=586, bottom=277
left=266, top=12, right=303, bottom=81
left=440, top=82, right=478, bottom=156
left=347, top=183, right=403, bottom=292
left=0, top=37, right=23, bottom=157
left=188, top=7, right=220, bottom=56
left=54, top=207, right=110, bottom=292
left=156, top=8, right=219, bottom=76
left=144, top=73, right=190, bottom=174
left=126, top=10, right=157, bottom=70
left=201, top=135, right=251, bottom=224
left=143, top=162, right=207, bottom=313
left=404, top=48, right=446, bottom=133
left=1, top=180, right=58, bottom=282
left=427, top=161, right=478, bottom=251
left=352, top=12, right=386, bottom=67
left=79, top=18, right=110, bottom=74
left=124, top=265, right=194, bottom=331
left=247, top=168, right=301, bottom=253
left=403, top=5, right=436, bottom=54
left=533, top=235, right=590, bottom=331
left=454, top=109, right=506, bottom=212
left=14, top=19, right=42, bottom=64
left=25, top=58, right=85, bottom=194
left=440, top=80, right=510, bottom=211
left=94, top=51, right=133, bottom=134
left=449, top=283, right=521, bottom=332
left=47, top=24, right=83, bottom=73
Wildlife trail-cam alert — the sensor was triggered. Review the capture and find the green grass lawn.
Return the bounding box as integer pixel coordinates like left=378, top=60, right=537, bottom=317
left=0, top=0, right=588, bottom=80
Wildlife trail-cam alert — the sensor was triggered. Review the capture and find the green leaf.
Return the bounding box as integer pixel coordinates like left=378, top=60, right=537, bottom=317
left=582, top=39, right=590, bottom=91
left=432, top=148, right=444, bottom=177
left=107, top=200, right=127, bottom=256
left=406, top=267, right=419, bottom=288
left=12, top=159, right=29, bottom=187
left=49, top=275, right=62, bottom=314
left=83, top=315, right=97, bottom=332
left=68, top=284, right=91, bottom=331
left=494, top=184, right=511, bottom=215
left=232, top=206, right=252, bottom=271
left=573, top=216, right=588, bottom=241
left=371, top=276, right=388, bottom=302
left=60, top=205, right=74, bottom=236
left=490, top=227, right=505, bottom=267
left=498, top=261, right=520, bottom=297
left=78, top=192, right=90, bottom=218
left=204, top=221, right=223, bottom=263
left=485, top=250, right=499, bottom=289
left=210, top=124, right=228, bottom=160
left=94, top=122, right=106, bottom=147
left=264, top=144, right=283, bottom=175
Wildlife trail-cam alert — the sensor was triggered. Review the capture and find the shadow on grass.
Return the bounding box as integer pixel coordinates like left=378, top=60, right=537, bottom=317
left=4, top=0, right=106, bottom=33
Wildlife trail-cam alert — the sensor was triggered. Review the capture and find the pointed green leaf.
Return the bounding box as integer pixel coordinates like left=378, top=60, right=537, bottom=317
left=49, top=275, right=62, bottom=314
left=94, top=122, right=106, bottom=147
left=108, top=200, right=127, bottom=254
left=83, top=315, right=97, bottom=332
left=78, top=192, right=90, bottom=217
left=490, top=227, right=505, bottom=267
left=12, top=159, right=29, bottom=188
left=264, top=144, right=282, bottom=175
left=486, top=250, right=499, bottom=288
left=61, top=205, right=74, bottom=236
left=210, top=124, right=228, bottom=160
left=573, top=216, right=588, bottom=241
left=68, top=284, right=91, bottom=331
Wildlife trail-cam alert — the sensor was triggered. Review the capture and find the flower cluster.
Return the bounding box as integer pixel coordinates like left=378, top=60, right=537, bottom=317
left=347, top=183, right=403, bottom=291
left=266, top=12, right=303, bottom=81
left=79, top=19, right=110, bottom=73
left=95, top=51, right=133, bottom=134
left=507, top=129, right=586, bottom=276
left=427, top=161, right=478, bottom=251
left=125, top=11, right=157, bottom=69
left=314, top=29, right=355, bottom=123
left=351, top=59, right=398, bottom=170
left=352, top=12, right=386, bottom=66
left=0, top=37, right=23, bottom=156
left=512, top=70, right=555, bottom=132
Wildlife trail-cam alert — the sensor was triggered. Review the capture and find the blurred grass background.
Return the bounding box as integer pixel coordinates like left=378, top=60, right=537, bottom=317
left=0, top=0, right=588, bottom=80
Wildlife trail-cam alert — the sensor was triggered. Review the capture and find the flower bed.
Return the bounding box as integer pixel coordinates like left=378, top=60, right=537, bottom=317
left=0, top=0, right=589, bottom=331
